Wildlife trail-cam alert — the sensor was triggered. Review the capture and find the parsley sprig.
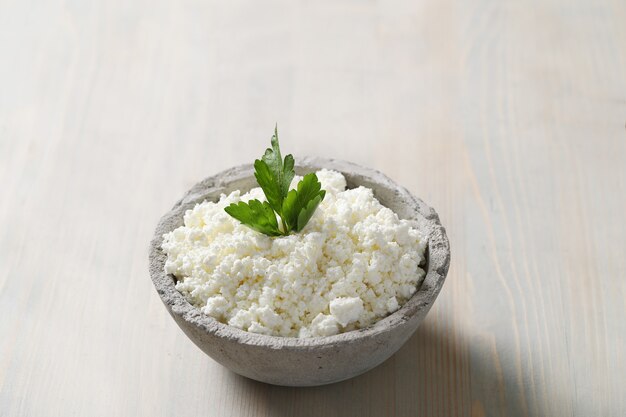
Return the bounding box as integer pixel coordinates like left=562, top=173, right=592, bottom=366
left=224, top=126, right=326, bottom=236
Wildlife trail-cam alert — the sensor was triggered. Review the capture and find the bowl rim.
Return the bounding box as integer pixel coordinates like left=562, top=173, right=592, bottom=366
left=149, top=157, right=450, bottom=349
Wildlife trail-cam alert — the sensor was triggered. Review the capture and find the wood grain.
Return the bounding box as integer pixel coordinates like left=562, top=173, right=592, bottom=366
left=1, top=0, right=625, bottom=415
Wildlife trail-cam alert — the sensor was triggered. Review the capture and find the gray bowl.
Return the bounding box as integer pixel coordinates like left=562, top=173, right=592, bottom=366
left=149, top=157, right=450, bottom=386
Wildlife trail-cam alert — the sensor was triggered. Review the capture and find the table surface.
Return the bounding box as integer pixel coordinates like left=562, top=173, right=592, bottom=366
left=1, top=0, right=625, bottom=416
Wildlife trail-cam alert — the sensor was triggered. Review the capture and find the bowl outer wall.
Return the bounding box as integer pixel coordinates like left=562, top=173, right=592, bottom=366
left=148, top=157, right=450, bottom=386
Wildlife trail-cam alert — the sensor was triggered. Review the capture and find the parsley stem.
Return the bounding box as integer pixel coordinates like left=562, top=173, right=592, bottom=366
left=280, top=216, right=289, bottom=235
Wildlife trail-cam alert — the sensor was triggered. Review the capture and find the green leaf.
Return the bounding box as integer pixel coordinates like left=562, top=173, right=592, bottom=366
left=257, top=125, right=295, bottom=213
left=281, top=154, right=295, bottom=197
left=254, top=159, right=282, bottom=213
left=224, top=200, right=282, bottom=236
left=281, top=189, right=298, bottom=231
left=224, top=125, right=326, bottom=237
left=297, top=192, right=324, bottom=232
left=282, top=173, right=326, bottom=232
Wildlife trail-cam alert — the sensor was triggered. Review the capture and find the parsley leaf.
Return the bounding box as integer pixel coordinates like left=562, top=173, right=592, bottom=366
left=281, top=173, right=326, bottom=232
left=224, top=200, right=282, bottom=236
left=255, top=126, right=295, bottom=214
left=224, top=125, right=326, bottom=236
left=253, top=159, right=283, bottom=214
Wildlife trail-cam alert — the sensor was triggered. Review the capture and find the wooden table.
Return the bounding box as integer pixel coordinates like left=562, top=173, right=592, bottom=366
left=1, top=0, right=625, bottom=415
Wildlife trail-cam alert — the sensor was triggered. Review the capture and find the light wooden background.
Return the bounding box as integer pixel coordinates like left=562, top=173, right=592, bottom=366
left=1, top=0, right=625, bottom=416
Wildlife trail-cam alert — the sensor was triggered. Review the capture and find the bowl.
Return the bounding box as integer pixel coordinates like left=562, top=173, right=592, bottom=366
left=149, top=157, right=450, bottom=386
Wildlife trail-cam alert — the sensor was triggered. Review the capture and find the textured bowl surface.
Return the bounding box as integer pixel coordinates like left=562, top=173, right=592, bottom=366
left=149, top=157, right=450, bottom=386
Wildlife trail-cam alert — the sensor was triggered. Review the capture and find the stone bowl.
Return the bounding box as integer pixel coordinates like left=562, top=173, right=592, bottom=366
left=148, top=157, right=450, bottom=387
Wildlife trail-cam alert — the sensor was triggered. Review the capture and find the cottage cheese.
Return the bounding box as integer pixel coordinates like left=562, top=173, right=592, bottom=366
left=162, top=169, right=427, bottom=338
